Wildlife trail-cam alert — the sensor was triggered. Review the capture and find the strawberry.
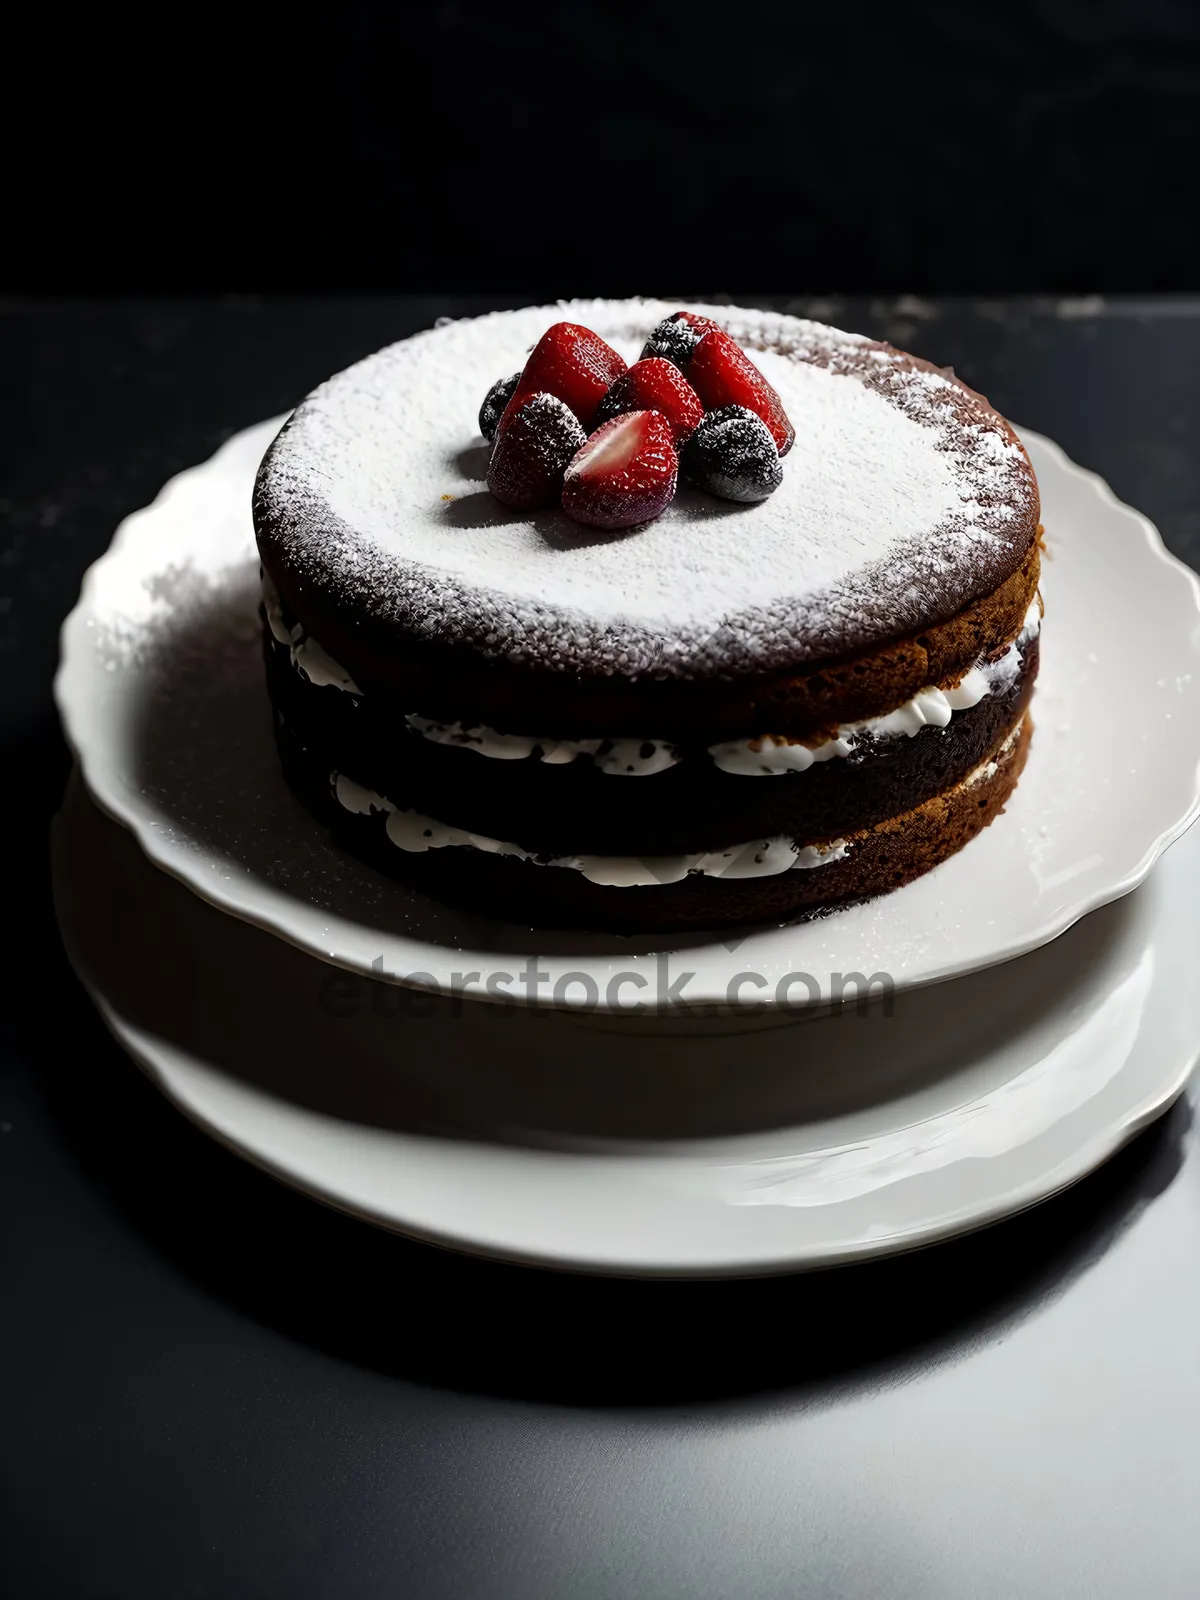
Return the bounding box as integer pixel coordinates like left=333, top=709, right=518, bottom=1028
left=487, top=393, right=586, bottom=511
left=498, top=322, right=627, bottom=435
left=687, top=329, right=795, bottom=456
left=593, top=357, right=705, bottom=445
left=561, top=411, right=679, bottom=530
left=641, top=310, right=724, bottom=368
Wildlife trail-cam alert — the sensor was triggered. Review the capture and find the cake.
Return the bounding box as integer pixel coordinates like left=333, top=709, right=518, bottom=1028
left=253, top=300, right=1041, bottom=934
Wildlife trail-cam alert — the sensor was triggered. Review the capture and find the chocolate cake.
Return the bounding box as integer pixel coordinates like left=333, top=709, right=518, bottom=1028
left=253, top=300, right=1041, bottom=933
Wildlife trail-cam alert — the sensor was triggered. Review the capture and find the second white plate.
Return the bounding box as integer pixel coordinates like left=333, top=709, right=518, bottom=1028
left=53, top=776, right=1200, bottom=1276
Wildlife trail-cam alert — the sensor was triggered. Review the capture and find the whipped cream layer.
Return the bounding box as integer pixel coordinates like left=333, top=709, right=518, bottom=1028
left=404, top=717, right=681, bottom=776
left=263, top=574, right=361, bottom=694
left=332, top=773, right=849, bottom=888
left=267, top=573, right=1039, bottom=778
left=711, top=599, right=1040, bottom=775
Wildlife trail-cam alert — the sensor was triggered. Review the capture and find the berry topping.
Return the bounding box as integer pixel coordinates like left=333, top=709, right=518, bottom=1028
left=498, top=323, right=627, bottom=435
left=681, top=405, right=783, bottom=503
left=561, top=411, right=679, bottom=530
left=593, top=357, right=705, bottom=445
left=486, top=393, right=586, bottom=511
left=478, top=371, right=520, bottom=441
left=687, top=329, right=795, bottom=456
left=640, top=310, right=724, bottom=368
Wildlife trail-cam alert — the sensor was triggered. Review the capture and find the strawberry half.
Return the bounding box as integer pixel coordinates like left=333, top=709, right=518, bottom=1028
left=561, top=411, right=679, bottom=530
left=593, top=357, right=705, bottom=445
left=498, top=322, right=627, bottom=435
left=487, top=393, right=586, bottom=511
left=687, top=329, right=795, bottom=456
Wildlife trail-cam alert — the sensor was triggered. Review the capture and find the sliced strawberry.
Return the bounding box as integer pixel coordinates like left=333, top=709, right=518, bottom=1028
left=498, top=323, right=627, bottom=435
left=687, top=329, right=795, bottom=456
left=593, top=358, right=705, bottom=445
left=487, top=393, right=586, bottom=511
left=561, top=411, right=679, bottom=530
left=641, top=310, right=724, bottom=367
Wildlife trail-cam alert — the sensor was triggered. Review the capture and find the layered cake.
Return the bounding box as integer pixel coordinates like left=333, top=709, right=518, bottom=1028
left=254, top=300, right=1041, bottom=934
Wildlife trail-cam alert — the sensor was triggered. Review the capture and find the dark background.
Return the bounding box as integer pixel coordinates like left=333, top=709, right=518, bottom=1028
left=6, top=2, right=1200, bottom=1594
left=8, top=0, right=1200, bottom=295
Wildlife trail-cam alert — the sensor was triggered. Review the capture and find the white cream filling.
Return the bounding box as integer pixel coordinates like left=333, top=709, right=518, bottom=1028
left=332, top=773, right=849, bottom=887
left=963, top=720, right=1023, bottom=788
left=262, top=573, right=361, bottom=695
left=402, top=717, right=681, bottom=776
left=267, top=573, right=1039, bottom=779
left=709, top=598, right=1041, bottom=774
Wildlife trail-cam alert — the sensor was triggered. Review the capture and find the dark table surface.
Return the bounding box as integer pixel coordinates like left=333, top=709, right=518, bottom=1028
left=4, top=296, right=1200, bottom=1600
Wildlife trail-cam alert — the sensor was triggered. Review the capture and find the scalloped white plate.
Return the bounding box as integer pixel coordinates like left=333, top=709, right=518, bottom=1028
left=54, top=417, right=1200, bottom=1011
left=51, top=776, right=1200, bottom=1276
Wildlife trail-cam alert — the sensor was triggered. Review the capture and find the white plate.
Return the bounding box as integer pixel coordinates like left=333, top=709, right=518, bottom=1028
left=54, top=417, right=1200, bottom=1010
left=52, top=775, right=1200, bottom=1276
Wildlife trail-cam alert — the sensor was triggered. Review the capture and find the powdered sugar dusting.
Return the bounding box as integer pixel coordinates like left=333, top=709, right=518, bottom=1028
left=255, top=300, right=1037, bottom=678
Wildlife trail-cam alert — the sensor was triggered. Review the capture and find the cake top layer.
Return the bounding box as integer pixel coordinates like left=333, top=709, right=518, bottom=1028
left=254, top=301, right=1038, bottom=679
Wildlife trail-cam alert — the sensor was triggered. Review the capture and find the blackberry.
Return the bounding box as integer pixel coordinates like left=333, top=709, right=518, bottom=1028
left=478, top=371, right=521, bottom=441
left=682, top=405, right=783, bottom=503
left=640, top=314, right=703, bottom=368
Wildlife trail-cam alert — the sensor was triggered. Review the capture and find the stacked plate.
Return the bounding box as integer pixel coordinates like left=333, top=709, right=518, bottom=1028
left=53, top=420, right=1200, bottom=1276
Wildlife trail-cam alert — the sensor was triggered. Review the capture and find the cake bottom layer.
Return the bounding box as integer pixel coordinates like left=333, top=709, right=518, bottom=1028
left=274, top=711, right=1032, bottom=935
